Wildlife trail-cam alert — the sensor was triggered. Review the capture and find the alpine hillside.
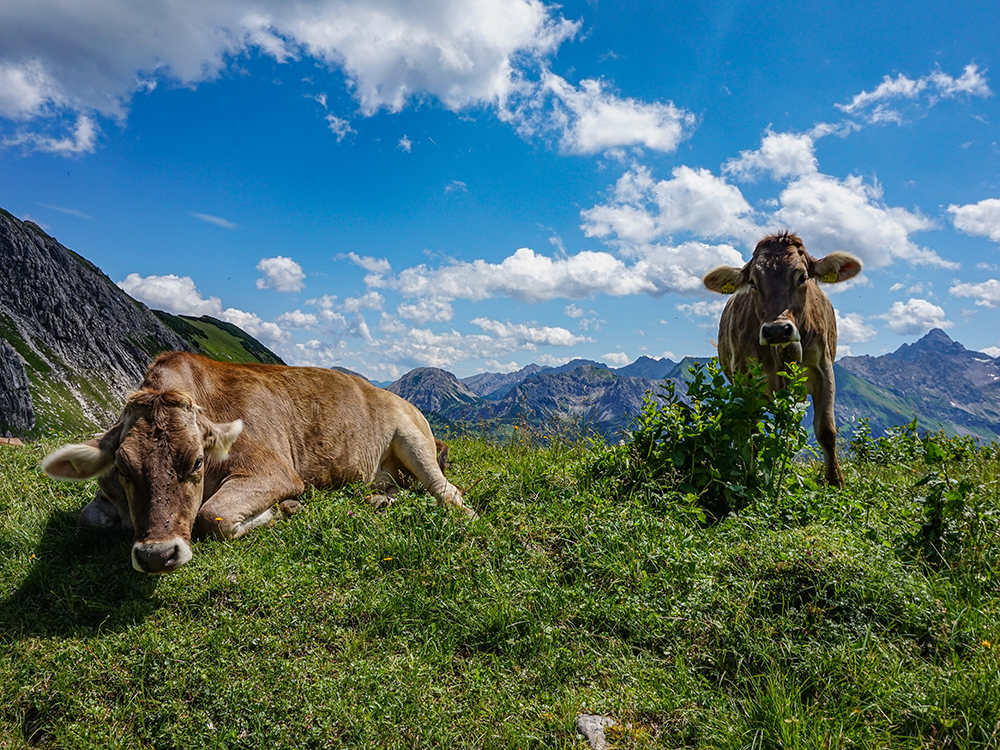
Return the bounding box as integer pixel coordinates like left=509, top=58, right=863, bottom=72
left=0, top=207, right=282, bottom=438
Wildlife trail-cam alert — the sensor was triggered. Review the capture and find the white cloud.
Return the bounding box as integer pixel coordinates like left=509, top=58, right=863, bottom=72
left=0, top=0, right=580, bottom=152
left=287, top=338, right=355, bottom=370
left=190, top=212, right=240, bottom=229
left=306, top=92, right=328, bottom=108
left=37, top=203, right=91, bottom=220
left=471, top=317, right=587, bottom=347
left=346, top=313, right=374, bottom=344
left=564, top=303, right=585, bottom=319
left=220, top=307, right=289, bottom=346
left=723, top=130, right=818, bottom=181
left=601, top=351, right=630, bottom=366
left=0, top=59, right=62, bottom=119
left=275, top=309, right=319, bottom=329
left=539, top=74, right=695, bottom=155
left=580, top=164, right=760, bottom=247
left=344, top=252, right=391, bottom=274
left=389, top=242, right=743, bottom=306
left=356, top=314, right=590, bottom=375
left=878, top=298, right=953, bottom=335
left=836, top=64, right=991, bottom=123
left=948, top=198, right=1000, bottom=242
left=2, top=113, right=98, bottom=154
left=676, top=299, right=727, bottom=321
left=256, top=255, right=305, bottom=292
left=325, top=114, right=353, bottom=142
left=118, top=273, right=223, bottom=316
left=887, top=281, right=926, bottom=295
left=835, top=311, right=877, bottom=343
left=398, top=135, right=412, bottom=153
left=981, top=346, right=1000, bottom=359
left=950, top=278, right=1000, bottom=308
left=929, top=64, right=992, bottom=98
left=342, top=290, right=385, bottom=313
left=118, top=272, right=289, bottom=346
left=397, top=297, right=454, bottom=324
left=773, top=172, right=953, bottom=268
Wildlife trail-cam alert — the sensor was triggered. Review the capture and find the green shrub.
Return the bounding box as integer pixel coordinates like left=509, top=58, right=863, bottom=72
left=587, top=359, right=810, bottom=520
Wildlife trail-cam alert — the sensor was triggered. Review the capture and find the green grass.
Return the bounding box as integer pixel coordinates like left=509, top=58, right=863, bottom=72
left=1, top=431, right=998, bottom=749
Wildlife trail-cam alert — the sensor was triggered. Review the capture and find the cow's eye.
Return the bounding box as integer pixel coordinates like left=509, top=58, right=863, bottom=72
left=191, top=456, right=204, bottom=474
left=749, top=279, right=757, bottom=291
left=797, top=274, right=808, bottom=286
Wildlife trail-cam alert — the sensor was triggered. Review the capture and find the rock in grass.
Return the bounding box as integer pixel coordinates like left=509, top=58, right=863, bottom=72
left=576, top=714, right=616, bottom=750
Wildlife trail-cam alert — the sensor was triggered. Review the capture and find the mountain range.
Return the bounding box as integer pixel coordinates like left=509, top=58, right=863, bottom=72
left=383, top=338, right=1000, bottom=442
left=2, top=203, right=999, bottom=444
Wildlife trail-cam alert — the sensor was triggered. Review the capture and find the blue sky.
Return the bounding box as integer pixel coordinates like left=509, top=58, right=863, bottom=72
left=2, top=0, right=999, bottom=380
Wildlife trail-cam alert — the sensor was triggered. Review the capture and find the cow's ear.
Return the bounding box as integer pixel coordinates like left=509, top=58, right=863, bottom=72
left=42, top=422, right=123, bottom=481
left=703, top=265, right=745, bottom=295
left=814, top=252, right=862, bottom=284
left=200, top=416, right=243, bottom=461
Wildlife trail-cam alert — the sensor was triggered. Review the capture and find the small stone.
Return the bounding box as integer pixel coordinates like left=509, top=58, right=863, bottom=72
left=576, top=714, right=616, bottom=750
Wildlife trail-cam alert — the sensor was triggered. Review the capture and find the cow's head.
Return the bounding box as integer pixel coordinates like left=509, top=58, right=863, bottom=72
left=703, top=232, right=861, bottom=351
left=42, top=389, right=242, bottom=574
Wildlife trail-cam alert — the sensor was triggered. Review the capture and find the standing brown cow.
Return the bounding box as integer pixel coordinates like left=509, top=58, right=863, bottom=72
left=702, top=232, right=862, bottom=486
left=42, top=352, right=473, bottom=573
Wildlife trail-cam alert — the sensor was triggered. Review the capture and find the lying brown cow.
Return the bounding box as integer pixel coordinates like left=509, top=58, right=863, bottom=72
left=703, top=231, right=862, bottom=486
left=42, top=352, right=472, bottom=573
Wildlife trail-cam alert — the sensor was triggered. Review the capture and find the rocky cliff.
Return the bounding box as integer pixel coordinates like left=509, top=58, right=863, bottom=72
left=0, top=339, right=34, bottom=435
left=0, top=208, right=192, bottom=436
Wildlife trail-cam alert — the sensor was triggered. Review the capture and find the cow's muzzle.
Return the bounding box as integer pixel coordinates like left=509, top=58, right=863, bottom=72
left=132, top=537, right=193, bottom=574
left=759, top=320, right=801, bottom=346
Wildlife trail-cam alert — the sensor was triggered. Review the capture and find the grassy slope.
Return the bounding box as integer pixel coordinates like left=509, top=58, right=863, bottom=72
left=1, top=435, right=998, bottom=749
left=153, top=312, right=284, bottom=365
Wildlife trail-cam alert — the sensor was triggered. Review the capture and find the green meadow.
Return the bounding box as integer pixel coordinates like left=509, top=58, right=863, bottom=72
left=2, top=370, right=998, bottom=749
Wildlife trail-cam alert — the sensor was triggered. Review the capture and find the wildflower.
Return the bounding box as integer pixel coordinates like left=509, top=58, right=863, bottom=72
left=982, top=639, right=993, bottom=649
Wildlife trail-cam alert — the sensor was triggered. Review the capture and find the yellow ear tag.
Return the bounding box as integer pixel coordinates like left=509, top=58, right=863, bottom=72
left=822, top=272, right=838, bottom=283
left=720, top=283, right=735, bottom=294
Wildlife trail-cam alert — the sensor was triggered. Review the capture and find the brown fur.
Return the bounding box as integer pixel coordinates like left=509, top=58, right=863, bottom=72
left=43, top=352, right=472, bottom=572
left=703, top=232, right=862, bottom=487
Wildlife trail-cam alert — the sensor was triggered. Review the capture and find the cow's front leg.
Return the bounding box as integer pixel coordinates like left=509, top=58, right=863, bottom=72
left=808, top=364, right=844, bottom=488
left=194, top=471, right=306, bottom=540
left=78, top=491, right=124, bottom=529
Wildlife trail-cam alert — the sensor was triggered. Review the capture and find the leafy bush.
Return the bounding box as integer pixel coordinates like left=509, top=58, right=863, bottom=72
left=588, top=359, right=810, bottom=520
left=850, top=420, right=988, bottom=564
left=848, top=417, right=978, bottom=466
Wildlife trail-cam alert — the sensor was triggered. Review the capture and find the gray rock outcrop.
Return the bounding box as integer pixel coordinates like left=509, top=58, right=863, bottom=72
left=0, top=208, right=192, bottom=435
left=0, top=340, right=34, bottom=434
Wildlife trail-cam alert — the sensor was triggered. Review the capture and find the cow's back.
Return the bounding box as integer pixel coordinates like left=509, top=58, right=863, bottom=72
left=141, top=352, right=433, bottom=487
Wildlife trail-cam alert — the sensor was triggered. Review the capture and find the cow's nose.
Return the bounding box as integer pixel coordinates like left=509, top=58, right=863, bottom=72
left=760, top=321, right=797, bottom=345
left=132, top=541, right=184, bottom=573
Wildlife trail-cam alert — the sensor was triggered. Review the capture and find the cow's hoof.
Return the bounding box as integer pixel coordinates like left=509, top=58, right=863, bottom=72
left=368, top=494, right=393, bottom=510
left=278, top=498, right=303, bottom=517
left=456, top=504, right=478, bottom=521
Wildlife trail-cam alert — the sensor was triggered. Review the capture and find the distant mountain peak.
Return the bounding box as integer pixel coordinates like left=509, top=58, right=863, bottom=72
left=388, top=367, right=480, bottom=415
left=893, top=328, right=966, bottom=362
